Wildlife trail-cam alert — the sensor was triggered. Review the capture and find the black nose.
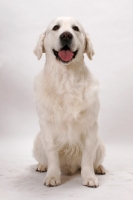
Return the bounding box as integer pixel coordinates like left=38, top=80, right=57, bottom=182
left=60, top=31, right=73, bottom=42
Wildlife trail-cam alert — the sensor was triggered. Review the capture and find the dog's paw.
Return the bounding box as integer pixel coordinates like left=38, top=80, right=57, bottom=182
left=36, top=163, right=47, bottom=172
left=82, top=176, right=99, bottom=188
left=95, top=165, right=106, bottom=175
left=44, top=176, right=61, bottom=187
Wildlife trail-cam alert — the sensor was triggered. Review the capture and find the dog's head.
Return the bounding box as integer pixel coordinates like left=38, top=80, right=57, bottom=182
left=34, top=17, right=94, bottom=64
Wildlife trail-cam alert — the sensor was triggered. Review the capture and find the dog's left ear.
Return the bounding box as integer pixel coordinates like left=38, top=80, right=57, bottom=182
left=33, top=32, right=45, bottom=60
left=84, top=33, right=95, bottom=60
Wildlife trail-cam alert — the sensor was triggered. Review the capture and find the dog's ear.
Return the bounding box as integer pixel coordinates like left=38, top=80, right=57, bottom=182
left=33, top=32, right=45, bottom=60
left=84, top=33, right=94, bottom=60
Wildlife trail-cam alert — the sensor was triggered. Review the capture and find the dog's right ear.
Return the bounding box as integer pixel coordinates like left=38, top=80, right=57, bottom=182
left=33, top=32, right=45, bottom=60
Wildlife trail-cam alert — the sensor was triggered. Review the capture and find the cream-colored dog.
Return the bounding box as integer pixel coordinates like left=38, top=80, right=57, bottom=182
left=33, top=17, right=106, bottom=188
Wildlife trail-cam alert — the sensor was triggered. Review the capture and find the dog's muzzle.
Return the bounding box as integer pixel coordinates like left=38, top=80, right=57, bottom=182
left=53, top=31, right=78, bottom=63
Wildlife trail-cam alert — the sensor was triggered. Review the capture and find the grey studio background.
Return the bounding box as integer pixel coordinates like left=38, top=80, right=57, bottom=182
left=0, top=0, right=133, bottom=199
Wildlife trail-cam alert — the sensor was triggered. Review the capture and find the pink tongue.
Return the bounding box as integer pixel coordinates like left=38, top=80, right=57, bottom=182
left=58, top=50, right=74, bottom=62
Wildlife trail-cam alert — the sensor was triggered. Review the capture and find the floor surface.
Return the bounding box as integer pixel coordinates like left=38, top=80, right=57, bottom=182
left=0, top=139, right=133, bottom=200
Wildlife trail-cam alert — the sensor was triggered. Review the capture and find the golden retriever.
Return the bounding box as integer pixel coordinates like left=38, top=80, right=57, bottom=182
left=33, top=17, right=106, bottom=188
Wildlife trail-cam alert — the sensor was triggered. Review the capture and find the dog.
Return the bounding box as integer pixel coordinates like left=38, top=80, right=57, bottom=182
left=33, top=17, right=106, bottom=188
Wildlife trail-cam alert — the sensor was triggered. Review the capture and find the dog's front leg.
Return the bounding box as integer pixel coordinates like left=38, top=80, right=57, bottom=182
left=81, top=123, right=99, bottom=188
left=44, top=148, right=61, bottom=187
left=40, top=124, right=61, bottom=187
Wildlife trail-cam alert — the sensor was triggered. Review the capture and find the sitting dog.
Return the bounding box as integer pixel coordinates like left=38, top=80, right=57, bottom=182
left=33, top=17, right=106, bottom=188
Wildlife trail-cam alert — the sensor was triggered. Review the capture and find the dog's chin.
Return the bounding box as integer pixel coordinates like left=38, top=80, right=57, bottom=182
left=52, top=46, right=78, bottom=64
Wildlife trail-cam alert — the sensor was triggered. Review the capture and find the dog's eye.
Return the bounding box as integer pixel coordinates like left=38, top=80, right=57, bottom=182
left=52, top=25, right=60, bottom=31
left=72, top=26, right=79, bottom=31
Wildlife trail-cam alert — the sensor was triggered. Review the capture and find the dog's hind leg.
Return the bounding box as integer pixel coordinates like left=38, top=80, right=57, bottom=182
left=33, top=132, right=47, bottom=172
left=36, top=163, right=47, bottom=172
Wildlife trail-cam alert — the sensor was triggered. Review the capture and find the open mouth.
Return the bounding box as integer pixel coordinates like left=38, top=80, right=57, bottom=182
left=53, top=45, right=78, bottom=63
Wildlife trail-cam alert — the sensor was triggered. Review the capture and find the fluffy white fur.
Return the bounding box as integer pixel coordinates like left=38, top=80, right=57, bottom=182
left=33, top=17, right=106, bottom=188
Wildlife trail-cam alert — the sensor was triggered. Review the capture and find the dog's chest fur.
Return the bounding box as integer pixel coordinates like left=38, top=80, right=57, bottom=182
left=35, top=63, right=99, bottom=126
left=34, top=63, right=99, bottom=151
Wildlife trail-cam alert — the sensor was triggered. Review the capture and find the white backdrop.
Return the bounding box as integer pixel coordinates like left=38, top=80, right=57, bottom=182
left=0, top=0, right=133, bottom=143
left=0, top=1, right=133, bottom=199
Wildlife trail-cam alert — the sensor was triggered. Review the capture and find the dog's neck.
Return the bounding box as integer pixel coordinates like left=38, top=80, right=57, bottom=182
left=42, top=59, right=90, bottom=96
